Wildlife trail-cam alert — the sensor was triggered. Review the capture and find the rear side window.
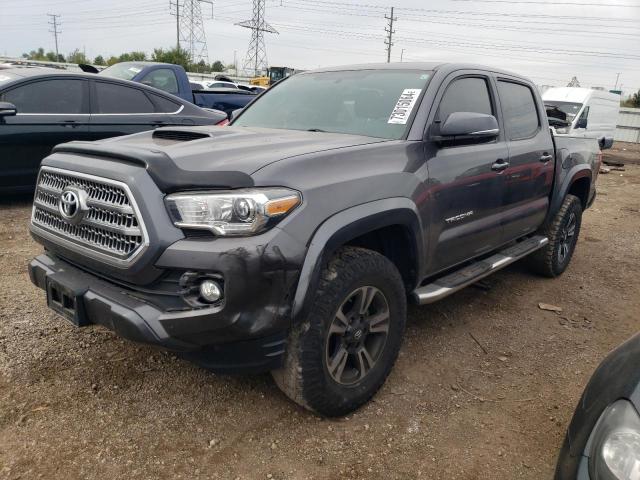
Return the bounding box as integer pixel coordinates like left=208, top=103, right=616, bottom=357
left=438, top=77, right=493, bottom=121
left=140, top=68, right=179, bottom=94
left=1, top=79, right=86, bottom=114
left=498, top=81, right=540, bottom=140
left=95, top=82, right=154, bottom=114
left=149, top=93, right=181, bottom=113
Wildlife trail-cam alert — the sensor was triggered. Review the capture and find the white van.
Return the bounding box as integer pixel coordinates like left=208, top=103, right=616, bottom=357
left=542, top=87, right=619, bottom=139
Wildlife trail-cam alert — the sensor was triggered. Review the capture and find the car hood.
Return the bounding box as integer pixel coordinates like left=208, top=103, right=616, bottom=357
left=52, top=126, right=389, bottom=192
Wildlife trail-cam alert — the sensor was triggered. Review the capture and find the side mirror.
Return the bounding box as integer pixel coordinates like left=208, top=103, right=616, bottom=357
left=230, top=108, right=243, bottom=121
left=434, top=112, right=499, bottom=142
left=598, top=136, right=614, bottom=150
left=576, top=117, right=588, bottom=129
left=0, top=102, right=17, bottom=117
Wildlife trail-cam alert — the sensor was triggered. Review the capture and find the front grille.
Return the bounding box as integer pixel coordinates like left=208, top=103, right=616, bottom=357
left=31, top=167, right=148, bottom=265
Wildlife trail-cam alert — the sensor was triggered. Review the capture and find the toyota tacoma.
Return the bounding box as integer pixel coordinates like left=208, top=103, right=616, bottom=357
left=28, top=63, right=606, bottom=416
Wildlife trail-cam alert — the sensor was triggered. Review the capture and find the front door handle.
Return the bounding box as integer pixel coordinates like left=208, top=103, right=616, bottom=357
left=491, top=159, right=510, bottom=171
left=540, top=153, right=554, bottom=163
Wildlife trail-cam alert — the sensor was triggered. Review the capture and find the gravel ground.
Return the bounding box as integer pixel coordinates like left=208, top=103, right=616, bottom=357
left=1, top=164, right=639, bottom=480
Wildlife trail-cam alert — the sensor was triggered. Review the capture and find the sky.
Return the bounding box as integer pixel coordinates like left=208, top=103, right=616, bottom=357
left=1, top=0, right=640, bottom=96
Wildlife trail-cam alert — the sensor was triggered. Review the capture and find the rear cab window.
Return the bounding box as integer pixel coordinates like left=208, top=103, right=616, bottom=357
left=497, top=80, right=540, bottom=140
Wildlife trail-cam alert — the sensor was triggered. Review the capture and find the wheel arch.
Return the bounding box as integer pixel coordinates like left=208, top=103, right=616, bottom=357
left=549, top=165, right=592, bottom=219
left=291, top=198, right=424, bottom=323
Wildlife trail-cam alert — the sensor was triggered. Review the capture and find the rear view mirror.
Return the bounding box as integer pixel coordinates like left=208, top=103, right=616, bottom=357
left=0, top=102, right=17, bottom=117
left=598, top=136, right=614, bottom=150
left=433, top=112, right=499, bottom=142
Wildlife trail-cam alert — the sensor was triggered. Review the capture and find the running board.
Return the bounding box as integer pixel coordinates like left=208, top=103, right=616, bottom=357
left=412, top=235, right=549, bottom=305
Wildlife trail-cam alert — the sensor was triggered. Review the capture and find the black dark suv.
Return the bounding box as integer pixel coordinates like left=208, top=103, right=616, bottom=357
left=28, top=63, right=603, bottom=416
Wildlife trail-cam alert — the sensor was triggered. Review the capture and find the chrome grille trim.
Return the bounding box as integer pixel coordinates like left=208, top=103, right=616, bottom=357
left=30, top=166, right=149, bottom=268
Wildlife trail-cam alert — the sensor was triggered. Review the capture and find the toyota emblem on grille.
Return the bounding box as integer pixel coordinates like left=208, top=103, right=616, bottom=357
left=59, top=188, right=86, bottom=224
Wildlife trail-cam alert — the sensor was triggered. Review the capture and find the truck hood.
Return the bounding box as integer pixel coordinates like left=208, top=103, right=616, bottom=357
left=52, top=126, right=389, bottom=192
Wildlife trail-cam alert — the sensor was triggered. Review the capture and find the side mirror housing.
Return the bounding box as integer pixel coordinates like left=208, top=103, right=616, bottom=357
left=0, top=102, right=17, bottom=117
left=432, top=112, right=499, bottom=143
left=598, top=136, right=614, bottom=150
left=576, top=117, right=588, bottom=129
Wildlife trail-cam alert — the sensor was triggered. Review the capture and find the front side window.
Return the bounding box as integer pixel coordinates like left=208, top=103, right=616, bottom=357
left=1, top=79, right=86, bottom=114
left=95, top=82, right=154, bottom=114
left=233, top=69, right=432, bottom=140
left=498, top=81, right=540, bottom=140
left=437, top=77, right=493, bottom=121
left=140, top=69, right=179, bottom=94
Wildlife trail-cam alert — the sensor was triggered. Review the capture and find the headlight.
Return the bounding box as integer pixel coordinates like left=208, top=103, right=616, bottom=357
left=589, top=399, right=640, bottom=480
left=165, top=188, right=301, bottom=236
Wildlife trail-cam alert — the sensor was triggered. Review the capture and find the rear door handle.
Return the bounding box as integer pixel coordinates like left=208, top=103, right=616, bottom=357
left=491, top=159, right=510, bottom=171
left=540, top=153, right=553, bottom=163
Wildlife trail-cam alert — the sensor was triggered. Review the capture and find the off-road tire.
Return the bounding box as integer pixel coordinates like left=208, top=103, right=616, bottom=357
left=527, top=194, right=583, bottom=278
left=272, top=247, right=406, bottom=417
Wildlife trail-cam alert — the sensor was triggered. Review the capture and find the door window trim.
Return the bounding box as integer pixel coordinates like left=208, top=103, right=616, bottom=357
left=495, top=77, right=541, bottom=141
left=2, top=77, right=90, bottom=115
left=90, top=79, right=184, bottom=116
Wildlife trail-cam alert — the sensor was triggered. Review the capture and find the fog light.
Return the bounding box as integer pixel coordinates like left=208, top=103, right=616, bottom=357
left=199, top=279, right=222, bottom=303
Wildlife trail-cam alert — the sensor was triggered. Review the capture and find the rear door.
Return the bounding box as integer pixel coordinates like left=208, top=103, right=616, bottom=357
left=89, top=80, right=181, bottom=139
left=425, top=73, right=509, bottom=273
left=0, top=77, right=90, bottom=190
left=496, top=78, right=554, bottom=242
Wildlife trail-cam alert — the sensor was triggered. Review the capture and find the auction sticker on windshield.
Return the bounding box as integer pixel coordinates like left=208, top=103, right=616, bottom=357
left=388, top=89, right=422, bottom=125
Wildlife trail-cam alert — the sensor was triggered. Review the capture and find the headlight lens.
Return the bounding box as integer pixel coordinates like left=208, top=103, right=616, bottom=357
left=165, top=188, right=301, bottom=236
left=589, top=399, right=640, bottom=480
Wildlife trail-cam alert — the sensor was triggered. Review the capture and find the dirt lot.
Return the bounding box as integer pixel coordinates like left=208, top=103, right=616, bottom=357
left=1, top=163, right=639, bottom=480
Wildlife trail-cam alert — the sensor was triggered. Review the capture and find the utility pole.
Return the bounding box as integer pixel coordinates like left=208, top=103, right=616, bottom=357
left=236, top=0, right=279, bottom=77
left=170, top=0, right=180, bottom=49
left=384, top=7, right=396, bottom=63
left=47, top=13, right=61, bottom=62
left=614, top=72, right=621, bottom=90
left=400, top=48, right=404, bottom=62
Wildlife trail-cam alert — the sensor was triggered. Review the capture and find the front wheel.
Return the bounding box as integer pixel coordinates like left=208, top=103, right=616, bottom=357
left=527, top=194, right=583, bottom=278
left=272, top=247, right=406, bottom=416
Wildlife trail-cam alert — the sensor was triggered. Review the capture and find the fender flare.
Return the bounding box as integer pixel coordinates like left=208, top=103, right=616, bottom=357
left=291, top=197, right=424, bottom=322
left=549, top=164, right=592, bottom=218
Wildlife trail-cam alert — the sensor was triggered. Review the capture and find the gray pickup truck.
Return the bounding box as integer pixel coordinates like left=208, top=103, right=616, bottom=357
left=28, top=63, right=605, bottom=416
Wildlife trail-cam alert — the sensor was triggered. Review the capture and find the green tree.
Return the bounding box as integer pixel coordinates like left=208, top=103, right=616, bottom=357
left=118, top=51, right=147, bottom=62
left=68, top=48, right=88, bottom=64
left=106, top=56, right=119, bottom=66
left=23, top=48, right=46, bottom=61
left=211, top=60, right=225, bottom=72
left=94, top=55, right=106, bottom=66
left=151, top=47, right=191, bottom=70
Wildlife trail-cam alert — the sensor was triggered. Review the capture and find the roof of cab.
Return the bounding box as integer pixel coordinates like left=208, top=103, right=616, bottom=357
left=303, top=62, right=530, bottom=80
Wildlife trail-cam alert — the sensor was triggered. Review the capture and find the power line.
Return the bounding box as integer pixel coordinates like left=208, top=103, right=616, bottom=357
left=47, top=13, right=62, bottom=61
left=384, top=6, right=396, bottom=63
left=450, top=0, right=640, bottom=7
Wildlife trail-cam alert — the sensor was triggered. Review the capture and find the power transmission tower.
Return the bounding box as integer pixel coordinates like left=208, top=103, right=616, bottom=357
left=567, top=76, right=581, bottom=88
left=236, top=0, right=278, bottom=77
left=169, top=0, right=213, bottom=64
left=47, top=14, right=62, bottom=62
left=384, top=7, right=396, bottom=63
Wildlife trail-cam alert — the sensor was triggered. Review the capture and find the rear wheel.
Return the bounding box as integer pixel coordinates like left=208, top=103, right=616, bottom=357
left=527, top=194, right=583, bottom=277
left=272, top=247, right=406, bottom=416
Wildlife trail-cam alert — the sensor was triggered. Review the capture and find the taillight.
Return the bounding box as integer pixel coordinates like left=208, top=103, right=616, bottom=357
left=217, top=118, right=230, bottom=127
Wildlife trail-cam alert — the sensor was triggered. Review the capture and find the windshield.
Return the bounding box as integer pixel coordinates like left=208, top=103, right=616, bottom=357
left=99, top=63, right=146, bottom=80
left=233, top=70, right=432, bottom=139
left=544, top=101, right=583, bottom=124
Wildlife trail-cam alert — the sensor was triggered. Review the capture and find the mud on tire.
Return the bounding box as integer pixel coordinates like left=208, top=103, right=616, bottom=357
left=527, top=194, right=583, bottom=278
left=272, top=247, right=406, bottom=417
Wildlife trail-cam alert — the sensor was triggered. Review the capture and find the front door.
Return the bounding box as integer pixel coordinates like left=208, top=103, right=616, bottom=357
left=424, top=74, right=509, bottom=274
left=0, top=78, right=90, bottom=191
left=496, top=79, right=554, bottom=243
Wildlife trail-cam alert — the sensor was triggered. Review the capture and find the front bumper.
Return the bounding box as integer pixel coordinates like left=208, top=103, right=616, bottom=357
left=28, top=253, right=291, bottom=373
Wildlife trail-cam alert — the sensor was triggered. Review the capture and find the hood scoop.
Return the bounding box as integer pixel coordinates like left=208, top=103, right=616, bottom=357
left=152, top=129, right=212, bottom=142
